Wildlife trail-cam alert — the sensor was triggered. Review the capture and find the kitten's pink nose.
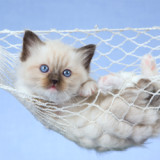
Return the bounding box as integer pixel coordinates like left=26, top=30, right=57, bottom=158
left=52, top=80, right=58, bottom=85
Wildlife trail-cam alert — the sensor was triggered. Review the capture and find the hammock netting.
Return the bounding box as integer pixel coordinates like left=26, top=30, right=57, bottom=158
left=0, top=27, right=160, bottom=151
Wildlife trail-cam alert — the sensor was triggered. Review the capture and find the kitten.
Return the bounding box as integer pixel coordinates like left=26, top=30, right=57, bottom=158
left=15, top=31, right=160, bottom=151
left=15, top=30, right=97, bottom=104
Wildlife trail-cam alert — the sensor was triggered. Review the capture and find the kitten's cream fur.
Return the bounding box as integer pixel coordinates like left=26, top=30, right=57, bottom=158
left=15, top=31, right=160, bottom=151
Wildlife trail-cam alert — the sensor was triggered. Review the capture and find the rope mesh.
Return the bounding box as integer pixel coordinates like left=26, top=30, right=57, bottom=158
left=0, top=27, right=160, bottom=151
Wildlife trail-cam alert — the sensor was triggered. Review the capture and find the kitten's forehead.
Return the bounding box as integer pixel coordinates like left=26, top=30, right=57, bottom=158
left=25, top=40, right=82, bottom=73
left=43, top=40, right=78, bottom=69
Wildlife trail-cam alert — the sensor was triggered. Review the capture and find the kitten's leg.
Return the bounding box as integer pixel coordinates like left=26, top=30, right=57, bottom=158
left=141, top=54, right=159, bottom=76
left=140, top=55, right=160, bottom=107
left=79, top=79, right=98, bottom=97
left=136, top=78, right=160, bottom=107
left=97, top=54, right=159, bottom=92
left=98, top=74, right=124, bottom=92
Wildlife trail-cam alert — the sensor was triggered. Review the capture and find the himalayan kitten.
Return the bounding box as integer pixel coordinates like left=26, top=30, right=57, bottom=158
left=15, top=31, right=160, bottom=151
left=15, top=30, right=97, bottom=104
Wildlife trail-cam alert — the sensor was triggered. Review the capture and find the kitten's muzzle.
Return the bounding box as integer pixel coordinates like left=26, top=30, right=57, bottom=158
left=48, top=73, right=59, bottom=86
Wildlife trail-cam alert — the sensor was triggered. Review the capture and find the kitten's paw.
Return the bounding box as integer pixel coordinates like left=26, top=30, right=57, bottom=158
left=79, top=80, right=98, bottom=97
left=98, top=74, right=123, bottom=91
left=141, top=54, right=158, bottom=76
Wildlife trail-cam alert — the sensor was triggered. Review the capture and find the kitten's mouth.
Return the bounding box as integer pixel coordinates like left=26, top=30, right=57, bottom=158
left=47, top=84, right=57, bottom=90
left=50, top=85, right=56, bottom=90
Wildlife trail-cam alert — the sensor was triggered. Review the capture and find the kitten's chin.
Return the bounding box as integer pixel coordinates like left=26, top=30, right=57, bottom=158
left=36, top=88, right=74, bottom=104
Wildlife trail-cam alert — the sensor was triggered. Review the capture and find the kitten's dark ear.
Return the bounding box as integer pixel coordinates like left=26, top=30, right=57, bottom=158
left=77, top=44, right=96, bottom=71
left=21, top=30, right=44, bottom=61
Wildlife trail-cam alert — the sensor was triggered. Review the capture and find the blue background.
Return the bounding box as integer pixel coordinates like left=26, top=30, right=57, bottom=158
left=0, top=0, right=160, bottom=160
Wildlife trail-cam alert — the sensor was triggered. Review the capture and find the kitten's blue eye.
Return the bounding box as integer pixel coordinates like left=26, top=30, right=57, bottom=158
left=40, top=64, right=49, bottom=73
left=63, top=69, right=71, bottom=77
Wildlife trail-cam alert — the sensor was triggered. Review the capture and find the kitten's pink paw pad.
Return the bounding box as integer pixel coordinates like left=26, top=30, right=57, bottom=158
left=141, top=54, right=158, bottom=76
left=98, top=74, right=121, bottom=91
left=79, top=81, right=98, bottom=97
left=142, top=54, right=156, bottom=71
left=100, top=76, right=108, bottom=83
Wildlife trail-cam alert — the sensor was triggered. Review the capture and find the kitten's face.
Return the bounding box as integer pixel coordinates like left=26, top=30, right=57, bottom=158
left=18, top=31, right=95, bottom=103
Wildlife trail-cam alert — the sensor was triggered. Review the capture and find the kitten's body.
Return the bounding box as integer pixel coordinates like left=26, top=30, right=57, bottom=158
left=15, top=31, right=160, bottom=151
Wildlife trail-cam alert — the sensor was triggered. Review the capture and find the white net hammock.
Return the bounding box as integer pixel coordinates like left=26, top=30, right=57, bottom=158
left=1, top=27, right=160, bottom=151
